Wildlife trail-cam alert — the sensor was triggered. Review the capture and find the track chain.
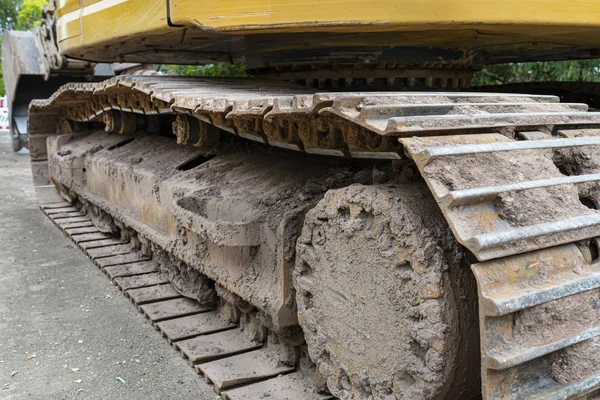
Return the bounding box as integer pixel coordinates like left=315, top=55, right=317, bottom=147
left=402, top=130, right=600, bottom=399
left=39, top=196, right=330, bottom=400
left=28, top=76, right=600, bottom=399
left=28, top=75, right=600, bottom=160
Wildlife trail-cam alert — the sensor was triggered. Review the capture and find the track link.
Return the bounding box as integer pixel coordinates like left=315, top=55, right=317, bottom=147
left=402, top=131, right=600, bottom=399
left=39, top=196, right=329, bottom=399
left=27, top=75, right=600, bottom=161
left=28, top=76, right=600, bottom=398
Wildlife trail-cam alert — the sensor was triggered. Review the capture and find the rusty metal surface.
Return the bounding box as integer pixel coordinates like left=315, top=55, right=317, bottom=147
left=139, top=298, right=212, bottom=322
left=197, top=348, right=295, bottom=392
left=126, top=284, right=182, bottom=305
left=113, top=273, right=169, bottom=291
left=158, top=311, right=236, bottom=343
left=222, top=371, right=333, bottom=400
left=103, top=261, right=159, bottom=279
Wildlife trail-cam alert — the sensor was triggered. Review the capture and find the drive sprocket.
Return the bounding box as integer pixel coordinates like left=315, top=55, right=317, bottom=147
left=294, top=183, right=480, bottom=399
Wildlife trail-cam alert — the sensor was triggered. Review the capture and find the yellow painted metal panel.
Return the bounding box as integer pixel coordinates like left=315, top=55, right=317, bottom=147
left=56, top=0, right=80, bottom=17
left=169, top=0, right=600, bottom=33
left=80, top=0, right=167, bottom=44
left=57, top=0, right=168, bottom=47
left=54, top=0, right=600, bottom=63
left=56, top=0, right=83, bottom=41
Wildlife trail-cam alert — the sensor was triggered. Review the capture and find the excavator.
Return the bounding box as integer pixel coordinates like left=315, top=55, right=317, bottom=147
left=5, top=1, right=600, bottom=399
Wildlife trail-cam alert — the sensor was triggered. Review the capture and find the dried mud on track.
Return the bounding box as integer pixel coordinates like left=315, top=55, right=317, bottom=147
left=0, top=132, right=216, bottom=399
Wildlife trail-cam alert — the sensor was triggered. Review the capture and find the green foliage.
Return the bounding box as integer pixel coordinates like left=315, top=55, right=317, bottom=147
left=473, top=60, right=600, bottom=86
left=0, top=0, right=19, bottom=30
left=162, top=59, right=600, bottom=86
left=14, top=0, right=45, bottom=30
left=0, top=0, right=44, bottom=30
left=158, top=62, right=249, bottom=78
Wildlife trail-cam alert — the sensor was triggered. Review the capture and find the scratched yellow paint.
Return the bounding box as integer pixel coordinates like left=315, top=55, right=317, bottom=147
left=57, top=0, right=600, bottom=55
left=169, top=0, right=600, bottom=31
left=57, top=0, right=168, bottom=51
left=55, top=0, right=82, bottom=42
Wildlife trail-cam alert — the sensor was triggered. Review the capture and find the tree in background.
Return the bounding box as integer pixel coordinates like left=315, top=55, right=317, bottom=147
left=473, top=60, right=600, bottom=86
left=161, top=59, right=600, bottom=85
left=0, top=0, right=44, bottom=30
left=0, top=0, right=19, bottom=31
left=14, top=0, right=45, bottom=30
left=158, top=62, right=249, bottom=78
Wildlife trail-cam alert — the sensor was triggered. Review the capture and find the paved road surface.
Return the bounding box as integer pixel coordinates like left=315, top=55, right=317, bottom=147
left=0, top=132, right=216, bottom=399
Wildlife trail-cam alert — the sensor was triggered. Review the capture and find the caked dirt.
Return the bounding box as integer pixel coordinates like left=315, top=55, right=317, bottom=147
left=425, top=147, right=597, bottom=227
left=494, top=287, right=600, bottom=355
left=552, top=336, right=600, bottom=384
left=295, top=183, right=481, bottom=399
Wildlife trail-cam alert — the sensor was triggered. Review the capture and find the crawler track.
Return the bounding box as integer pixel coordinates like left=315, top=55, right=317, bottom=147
left=27, top=75, right=600, bottom=160
left=401, top=132, right=600, bottom=399
left=28, top=76, right=600, bottom=399
left=39, top=195, right=329, bottom=400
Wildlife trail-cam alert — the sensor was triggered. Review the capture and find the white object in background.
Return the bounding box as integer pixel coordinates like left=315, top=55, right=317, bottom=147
left=0, top=96, right=9, bottom=133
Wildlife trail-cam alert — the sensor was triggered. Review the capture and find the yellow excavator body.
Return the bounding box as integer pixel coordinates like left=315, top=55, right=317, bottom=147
left=57, top=0, right=600, bottom=65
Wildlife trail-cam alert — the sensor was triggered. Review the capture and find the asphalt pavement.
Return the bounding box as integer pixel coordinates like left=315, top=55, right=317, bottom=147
left=0, top=131, right=216, bottom=399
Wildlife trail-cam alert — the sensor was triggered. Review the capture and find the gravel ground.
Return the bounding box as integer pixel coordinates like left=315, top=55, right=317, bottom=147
left=0, top=132, right=216, bottom=399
